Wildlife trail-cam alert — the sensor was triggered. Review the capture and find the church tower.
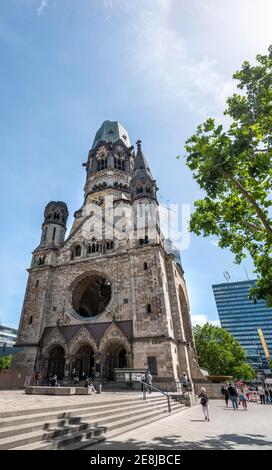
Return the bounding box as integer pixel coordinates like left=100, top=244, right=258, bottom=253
left=13, top=121, right=201, bottom=384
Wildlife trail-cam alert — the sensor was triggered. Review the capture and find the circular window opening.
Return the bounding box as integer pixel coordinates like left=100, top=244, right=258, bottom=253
left=72, top=275, right=112, bottom=319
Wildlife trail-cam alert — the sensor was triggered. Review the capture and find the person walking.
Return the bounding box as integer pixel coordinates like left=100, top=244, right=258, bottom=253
left=269, top=387, right=272, bottom=404
left=147, top=371, right=153, bottom=394
left=264, top=386, right=270, bottom=404
left=239, top=387, right=248, bottom=411
left=198, top=387, right=210, bottom=421
left=221, top=385, right=229, bottom=406
left=181, top=373, right=188, bottom=392
left=258, top=385, right=265, bottom=404
left=228, top=383, right=239, bottom=410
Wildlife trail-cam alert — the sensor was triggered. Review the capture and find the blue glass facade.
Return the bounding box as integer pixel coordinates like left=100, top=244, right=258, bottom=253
left=212, top=280, right=272, bottom=367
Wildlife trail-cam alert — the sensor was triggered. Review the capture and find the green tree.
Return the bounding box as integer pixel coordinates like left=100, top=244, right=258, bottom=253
left=182, top=46, right=272, bottom=304
left=0, top=355, right=12, bottom=369
left=193, top=323, right=255, bottom=379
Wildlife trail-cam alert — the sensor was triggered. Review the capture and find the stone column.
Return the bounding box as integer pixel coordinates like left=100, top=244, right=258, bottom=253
left=94, top=353, right=102, bottom=379
left=126, top=352, right=133, bottom=368
left=62, top=355, right=71, bottom=385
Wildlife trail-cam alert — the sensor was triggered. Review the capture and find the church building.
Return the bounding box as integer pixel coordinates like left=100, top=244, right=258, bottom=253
left=13, top=121, right=201, bottom=384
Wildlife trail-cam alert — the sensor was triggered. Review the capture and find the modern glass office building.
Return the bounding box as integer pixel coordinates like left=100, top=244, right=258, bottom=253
left=212, top=280, right=272, bottom=368
left=0, top=325, right=17, bottom=348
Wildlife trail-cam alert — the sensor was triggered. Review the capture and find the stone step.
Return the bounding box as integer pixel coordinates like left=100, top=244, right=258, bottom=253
left=0, top=395, right=165, bottom=428
left=0, top=399, right=178, bottom=450
left=12, top=402, right=185, bottom=450
left=0, top=396, right=168, bottom=438
left=0, top=394, right=148, bottom=419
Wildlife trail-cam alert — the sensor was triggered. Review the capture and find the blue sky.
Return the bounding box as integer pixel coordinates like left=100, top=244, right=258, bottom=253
left=0, top=0, right=271, bottom=328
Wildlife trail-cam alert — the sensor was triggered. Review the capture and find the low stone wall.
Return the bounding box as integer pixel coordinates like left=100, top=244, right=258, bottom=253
left=0, top=368, right=33, bottom=389
left=25, top=386, right=92, bottom=395
left=193, top=382, right=224, bottom=399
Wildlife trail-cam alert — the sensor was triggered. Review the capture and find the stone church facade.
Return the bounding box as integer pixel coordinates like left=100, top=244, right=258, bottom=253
left=13, top=121, right=201, bottom=384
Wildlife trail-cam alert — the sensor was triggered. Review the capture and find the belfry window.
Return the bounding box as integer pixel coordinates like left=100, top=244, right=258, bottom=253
left=114, top=157, right=125, bottom=171
left=97, top=158, right=107, bottom=171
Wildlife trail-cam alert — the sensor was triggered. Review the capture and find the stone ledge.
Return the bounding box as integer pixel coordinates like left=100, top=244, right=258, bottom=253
left=25, top=386, right=81, bottom=395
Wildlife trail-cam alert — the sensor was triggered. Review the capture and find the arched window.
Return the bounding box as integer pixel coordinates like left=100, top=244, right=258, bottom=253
left=97, top=158, right=107, bottom=171
left=114, top=157, right=125, bottom=171
left=75, top=245, right=81, bottom=257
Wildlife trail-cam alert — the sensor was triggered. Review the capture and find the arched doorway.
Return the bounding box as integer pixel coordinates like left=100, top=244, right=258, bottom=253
left=73, top=345, right=94, bottom=379
left=103, top=343, right=128, bottom=380
left=47, top=345, right=65, bottom=380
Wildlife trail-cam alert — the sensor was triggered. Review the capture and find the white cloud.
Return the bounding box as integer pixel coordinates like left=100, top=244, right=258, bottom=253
left=104, top=0, right=113, bottom=8
left=37, top=0, right=48, bottom=15
left=124, top=0, right=272, bottom=118
left=191, top=314, right=220, bottom=327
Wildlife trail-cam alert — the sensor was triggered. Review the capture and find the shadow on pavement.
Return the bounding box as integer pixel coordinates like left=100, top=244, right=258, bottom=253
left=86, top=432, right=272, bottom=450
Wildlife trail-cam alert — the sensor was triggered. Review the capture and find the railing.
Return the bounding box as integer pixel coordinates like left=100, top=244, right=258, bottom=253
left=139, top=381, right=171, bottom=413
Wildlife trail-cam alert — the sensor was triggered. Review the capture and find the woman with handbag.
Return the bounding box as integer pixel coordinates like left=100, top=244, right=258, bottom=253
left=198, top=387, right=210, bottom=421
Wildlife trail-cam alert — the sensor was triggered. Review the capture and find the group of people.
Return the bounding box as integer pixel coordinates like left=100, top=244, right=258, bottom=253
left=47, top=374, right=58, bottom=387
left=72, top=369, right=97, bottom=393
left=221, top=382, right=272, bottom=409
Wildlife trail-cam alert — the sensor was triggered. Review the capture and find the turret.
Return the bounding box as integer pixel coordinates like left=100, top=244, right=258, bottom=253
left=130, top=140, right=157, bottom=202
left=39, top=201, right=68, bottom=249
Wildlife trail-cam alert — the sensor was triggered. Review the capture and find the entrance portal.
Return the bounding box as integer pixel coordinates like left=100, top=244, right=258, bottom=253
left=73, top=345, right=94, bottom=379
left=104, top=344, right=128, bottom=380
left=47, top=345, right=65, bottom=379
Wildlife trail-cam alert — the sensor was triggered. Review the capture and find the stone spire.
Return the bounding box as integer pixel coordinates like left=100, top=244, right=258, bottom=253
left=130, top=140, right=157, bottom=202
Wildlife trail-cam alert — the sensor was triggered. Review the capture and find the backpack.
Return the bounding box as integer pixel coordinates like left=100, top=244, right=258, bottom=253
left=200, top=394, right=208, bottom=406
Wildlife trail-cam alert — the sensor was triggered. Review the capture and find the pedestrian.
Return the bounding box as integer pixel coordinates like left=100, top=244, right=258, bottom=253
left=264, top=386, right=270, bottom=404
left=82, top=370, right=86, bottom=381
left=51, top=374, right=58, bottom=387
left=73, top=371, right=80, bottom=386
left=198, top=387, right=210, bottom=421
left=48, top=374, right=52, bottom=386
left=35, top=371, right=40, bottom=386
left=145, top=370, right=152, bottom=394
left=239, top=387, right=248, bottom=411
left=268, top=387, right=272, bottom=404
left=147, top=371, right=153, bottom=394
left=227, top=383, right=239, bottom=410
left=221, top=384, right=229, bottom=407
left=258, top=385, right=265, bottom=404
left=181, top=372, right=188, bottom=392
left=84, top=377, right=97, bottom=393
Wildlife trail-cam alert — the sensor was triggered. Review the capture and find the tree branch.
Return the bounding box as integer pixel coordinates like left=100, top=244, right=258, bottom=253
left=242, top=221, right=264, bottom=233
left=222, top=171, right=272, bottom=236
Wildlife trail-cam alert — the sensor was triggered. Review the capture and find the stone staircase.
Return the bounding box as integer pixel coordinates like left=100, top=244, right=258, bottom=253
left=0, top=393, right=186, bottom=450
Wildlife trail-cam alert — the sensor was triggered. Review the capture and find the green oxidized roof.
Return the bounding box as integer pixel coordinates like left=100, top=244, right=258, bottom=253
left=92, top=120, right=131, bottom=149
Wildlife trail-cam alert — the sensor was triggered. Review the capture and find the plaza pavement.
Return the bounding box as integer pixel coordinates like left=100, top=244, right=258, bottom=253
left=86, top=399, right=272, bottom=450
